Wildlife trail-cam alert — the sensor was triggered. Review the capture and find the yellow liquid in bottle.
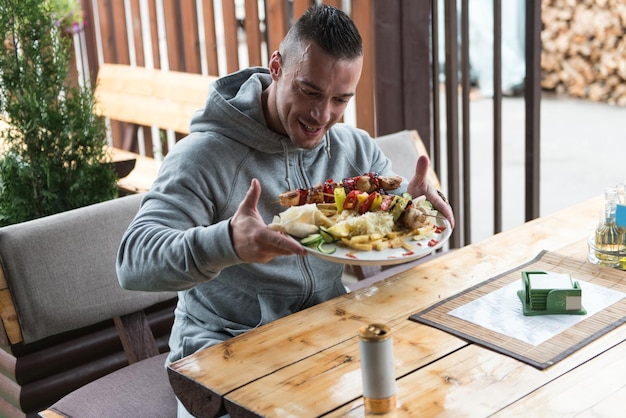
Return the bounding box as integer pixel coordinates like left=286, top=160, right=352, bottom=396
left=595, top=218, right=622, bottom=267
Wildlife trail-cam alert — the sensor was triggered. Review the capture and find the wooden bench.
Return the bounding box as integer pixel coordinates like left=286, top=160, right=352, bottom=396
left=0, top=194, right=178, bottom=416
left=94, top=63, right=216, bottom=137
left=95, top=63, right=218, bottom=194
left=96, top=63, right=216, bottom=158
left=110, top=147, right=162, bottom=195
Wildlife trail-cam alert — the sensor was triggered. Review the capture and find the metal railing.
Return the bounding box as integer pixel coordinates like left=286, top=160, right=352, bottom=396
left=372, top=0, right=541, bottom=247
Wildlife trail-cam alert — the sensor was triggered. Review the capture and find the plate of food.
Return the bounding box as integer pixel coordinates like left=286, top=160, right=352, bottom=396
left=268, top=172, right=452, bottom=266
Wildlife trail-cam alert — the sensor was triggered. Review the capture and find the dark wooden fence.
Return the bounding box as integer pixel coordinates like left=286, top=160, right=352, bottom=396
left=74, top=0, right=543, bottom=247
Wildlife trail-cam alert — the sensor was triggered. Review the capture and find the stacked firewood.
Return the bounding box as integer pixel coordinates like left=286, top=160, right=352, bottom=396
left=541, top=0, right=626, bottom=105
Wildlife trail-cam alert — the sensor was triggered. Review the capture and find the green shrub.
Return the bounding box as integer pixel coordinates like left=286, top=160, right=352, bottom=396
left=0, top=0, right=118, bottom=226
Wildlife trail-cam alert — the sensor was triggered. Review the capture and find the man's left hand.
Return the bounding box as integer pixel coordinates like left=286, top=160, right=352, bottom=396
left=407, top=155, right=455, bottom=229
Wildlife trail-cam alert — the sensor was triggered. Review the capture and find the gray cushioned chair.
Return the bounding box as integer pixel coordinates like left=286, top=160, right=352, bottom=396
left=43, top=352, right=176, bottom=418
left=0, top=193, right=177, bottom=416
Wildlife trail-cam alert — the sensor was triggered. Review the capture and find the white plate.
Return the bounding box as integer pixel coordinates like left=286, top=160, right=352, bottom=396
left=302, top=218, right=452, bottom=266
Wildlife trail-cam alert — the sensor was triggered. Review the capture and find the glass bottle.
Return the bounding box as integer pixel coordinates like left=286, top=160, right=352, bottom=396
left=594, top=187, right=622, bottom=268
left=616, top=182, right=626, bottom=268
left=615, top=182, right=626, bottom=233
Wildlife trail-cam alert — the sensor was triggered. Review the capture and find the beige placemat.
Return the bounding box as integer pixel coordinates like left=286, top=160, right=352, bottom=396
left=410, top=250, right=626, bottom=369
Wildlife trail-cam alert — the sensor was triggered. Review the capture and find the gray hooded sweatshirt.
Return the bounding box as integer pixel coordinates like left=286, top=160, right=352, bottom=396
left=116, top=67, right=402, bottom=363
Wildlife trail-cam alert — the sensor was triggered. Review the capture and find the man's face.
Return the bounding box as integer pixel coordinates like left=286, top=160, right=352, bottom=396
left=269, top=41, right=363, bottom=149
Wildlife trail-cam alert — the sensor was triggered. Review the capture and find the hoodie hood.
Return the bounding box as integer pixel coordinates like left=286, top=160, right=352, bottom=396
left=190, top=67, right=289, bottom=155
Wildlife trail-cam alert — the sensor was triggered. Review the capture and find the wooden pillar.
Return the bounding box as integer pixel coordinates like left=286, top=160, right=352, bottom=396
left=373, top=0, right=432, bottom=149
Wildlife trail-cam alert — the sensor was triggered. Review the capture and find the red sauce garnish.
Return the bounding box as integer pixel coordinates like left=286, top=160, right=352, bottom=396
left=346, top=253, right=358, bottom=259
left=434, top=225, right=446, bottom=233
left=428, top=239, right=439, bottom=247
left=402, top=251, right=414, bottom=256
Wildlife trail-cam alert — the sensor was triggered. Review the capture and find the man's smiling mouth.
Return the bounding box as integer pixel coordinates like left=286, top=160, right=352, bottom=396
left=301, top=121, right=321, bottom=133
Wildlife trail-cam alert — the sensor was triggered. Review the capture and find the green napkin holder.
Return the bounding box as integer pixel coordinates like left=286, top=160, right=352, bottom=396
left=517, top=271, right=586, bottom=316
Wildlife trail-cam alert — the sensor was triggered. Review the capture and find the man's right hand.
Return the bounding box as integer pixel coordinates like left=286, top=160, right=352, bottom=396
left=230, top=178, right=307, bottom=263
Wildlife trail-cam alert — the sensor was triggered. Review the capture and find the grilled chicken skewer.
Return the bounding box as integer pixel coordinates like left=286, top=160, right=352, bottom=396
left=278, top=173, right=402, bottom=207
left=278, top=173, right=436, bottom=231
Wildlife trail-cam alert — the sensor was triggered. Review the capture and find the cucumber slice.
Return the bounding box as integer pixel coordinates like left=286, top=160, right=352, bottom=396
left=319, top=226, right=337, bottom=243
left=391, top=197, right=409, bottom=221
left=317, top=241, right=336, bottom=254
left=301, top=234, right=323, bottom=247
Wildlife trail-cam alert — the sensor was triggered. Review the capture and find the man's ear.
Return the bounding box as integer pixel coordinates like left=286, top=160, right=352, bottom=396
left=269, top=51, right=282, bottom=79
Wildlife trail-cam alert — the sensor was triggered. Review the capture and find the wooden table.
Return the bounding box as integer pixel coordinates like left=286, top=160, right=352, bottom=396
left=168, top=196, right=626, bottom=417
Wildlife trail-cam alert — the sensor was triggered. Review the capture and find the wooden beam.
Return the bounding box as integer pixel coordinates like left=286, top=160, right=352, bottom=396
left=352, top=0, right=375, bottom=136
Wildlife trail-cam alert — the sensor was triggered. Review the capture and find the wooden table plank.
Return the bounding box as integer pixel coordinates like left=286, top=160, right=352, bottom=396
left=492, top=339, right=626, bottom=416
left=168, top=196, right=619, bottom=417
left=330, top=324, right=626, bottom=417
left=223, top=319, right=466, bottom=417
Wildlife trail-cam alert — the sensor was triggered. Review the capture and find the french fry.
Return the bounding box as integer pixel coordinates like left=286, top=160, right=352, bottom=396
left=400, top=239, right=414, bottom=251
left=341, top=238, right=374, bottom=251
left=388, top=237, right=404, bottom=249
left=373, top=240, right=390, bottom=251
left=411, top=225, right=433, bottom=239
left=368, top=238, right=384, bottom=247
left=316, top=203, right=338, bottom=217
left=350, top=235, right=371, bottom=244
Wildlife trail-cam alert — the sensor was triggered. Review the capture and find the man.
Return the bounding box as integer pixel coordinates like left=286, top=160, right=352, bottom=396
left=117, top=5, right=453, bottom=414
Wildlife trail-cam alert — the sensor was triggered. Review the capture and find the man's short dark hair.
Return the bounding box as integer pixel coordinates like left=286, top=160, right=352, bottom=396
left=280, top=4, right=363, bottom=61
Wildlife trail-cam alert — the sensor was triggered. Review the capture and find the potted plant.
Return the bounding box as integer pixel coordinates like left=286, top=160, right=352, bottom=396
left=0, top=0, right=118, bottom=227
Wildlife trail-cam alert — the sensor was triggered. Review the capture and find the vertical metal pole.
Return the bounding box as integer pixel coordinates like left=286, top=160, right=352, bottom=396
left=461, top=0, right=471, bottom=244
left=525, top=0, right=541, bottom=221
left=444, top=0, right=461, bottom=248
left=493, top=0, right=502, bottom=233
left=431, top=0, right=442, bottom=177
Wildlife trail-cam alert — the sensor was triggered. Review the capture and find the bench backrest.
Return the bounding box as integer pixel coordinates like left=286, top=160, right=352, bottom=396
left=0, top=193, right=175, bottom=345
left=94, top=63, right=218, bottom=134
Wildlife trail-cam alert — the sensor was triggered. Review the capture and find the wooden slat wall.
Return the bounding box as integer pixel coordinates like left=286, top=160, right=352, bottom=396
left=78, top=0, right=376, bottom=156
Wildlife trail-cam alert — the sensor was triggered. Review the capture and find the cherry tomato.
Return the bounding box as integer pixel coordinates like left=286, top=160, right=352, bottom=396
left=343, top=190, right=361, bottom=211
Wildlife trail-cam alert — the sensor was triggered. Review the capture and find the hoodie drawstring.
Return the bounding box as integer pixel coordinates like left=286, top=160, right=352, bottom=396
left=281, top=139, right=292, bottom=190
left=281, top=133, right=332, bottom=190
left=324, top=132, right=332, bottom=159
